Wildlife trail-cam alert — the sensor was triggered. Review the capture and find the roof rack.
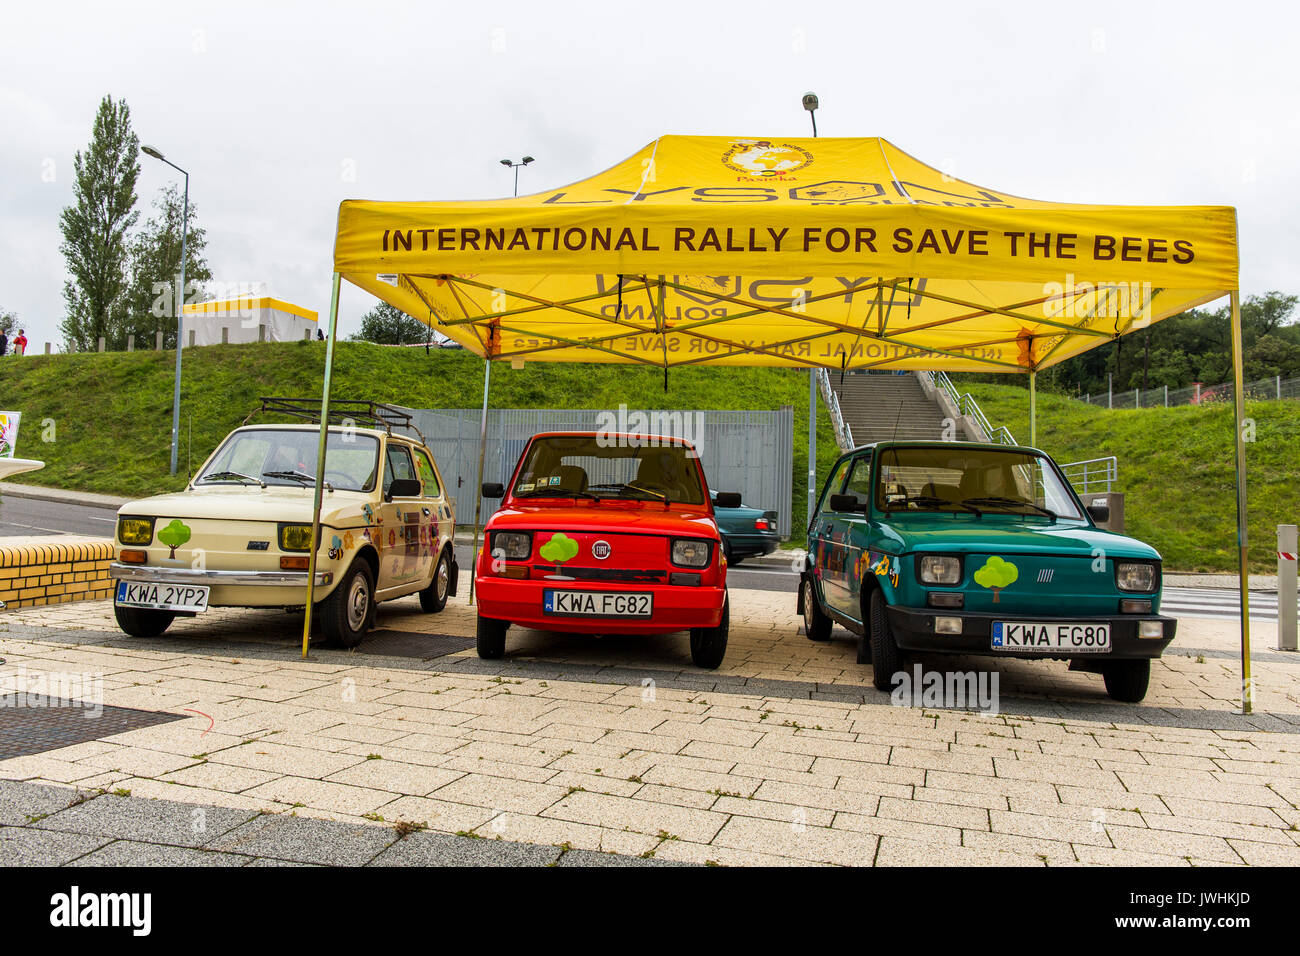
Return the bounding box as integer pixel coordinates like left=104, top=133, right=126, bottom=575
left=244, top=397, right=426, bottom=443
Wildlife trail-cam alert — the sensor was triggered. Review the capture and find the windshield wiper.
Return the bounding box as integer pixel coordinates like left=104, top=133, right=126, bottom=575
left=962, top=496, right=1057, bottom=520
left=516, top=488, right=601, bottom=500
left=201, top=471, right=263, bottom=486
left=263, top=470, right=332, bottom=491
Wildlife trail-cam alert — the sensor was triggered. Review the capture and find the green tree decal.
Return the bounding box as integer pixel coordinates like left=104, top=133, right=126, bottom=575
left=973, top=556, right=1018, bottom=603
left=158, top=519, right=191, bottom=559
left=539, top=532, right=579, bottom=567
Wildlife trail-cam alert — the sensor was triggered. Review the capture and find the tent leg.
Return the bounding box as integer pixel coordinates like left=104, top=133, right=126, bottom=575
left=1029, top=370, right=1037, bottom=448
left=468, top=358, right=491, bottom=605
left=1229, top=290, right=1253, bottom=713
left=301, top=271, right=341, bottom=659
left=807, top=369, right=817, bottom=530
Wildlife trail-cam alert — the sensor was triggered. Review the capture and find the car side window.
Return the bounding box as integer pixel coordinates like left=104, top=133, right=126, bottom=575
left=843, top=455, right=874, bottom=507
left=818, top=458, right=853, bottom=513
left=413, top=448, right=441, bottom=498
left=384, top=444, right=416, bottom=495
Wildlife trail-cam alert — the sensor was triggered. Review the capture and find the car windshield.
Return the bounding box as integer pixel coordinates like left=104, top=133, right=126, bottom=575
left=873, top=446, right=1084, bottom=520
left=197, top=429, right=379, bottom=492
left=512, top=435, right=705, bottom=505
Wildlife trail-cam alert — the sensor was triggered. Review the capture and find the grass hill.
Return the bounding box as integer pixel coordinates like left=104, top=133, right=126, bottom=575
left=1, top=344, right=1292, bottom=570
left=959, top=381, right=1300, bottom=572
left=0, top=341, right=840, bottom=529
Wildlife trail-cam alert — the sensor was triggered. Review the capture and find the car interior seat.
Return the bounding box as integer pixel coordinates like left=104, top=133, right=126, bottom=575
left=555, top=465, right=589, bottom=494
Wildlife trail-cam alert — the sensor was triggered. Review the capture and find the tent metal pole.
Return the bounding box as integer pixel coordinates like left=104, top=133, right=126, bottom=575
left=1229, top=290, right=1253, bottom=713
left=301, top=271, right=341, bottom=659
left=468, top=357, right=491, bottom=605
left=1029, top=370, right=1037, bottom=448
left=807, top=369, right=817, bottom=530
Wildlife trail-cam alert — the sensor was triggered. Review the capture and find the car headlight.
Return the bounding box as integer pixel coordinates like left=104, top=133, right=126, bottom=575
left=491, top=531, right=532, bottom=561
left=278, top=523, right=315, bottom=552
left=117, top=516, right=155, bottom=545
left=1116, top=562, right=1157, bottom=592
left=671, top=538, right=711, bottom=568
left=918, top=555, right=961, bottom=585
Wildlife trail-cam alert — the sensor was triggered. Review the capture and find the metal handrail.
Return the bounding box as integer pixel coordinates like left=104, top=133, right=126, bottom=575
left=817, top=368, right=855, bottom=451
left=1060, top=456, right=1118, bottom=494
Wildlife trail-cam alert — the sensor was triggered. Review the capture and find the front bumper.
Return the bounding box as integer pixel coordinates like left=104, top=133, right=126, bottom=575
left=110, top=563, right=334, bottom=587
left=475, top=575, right=726, bottom=634
left=886, top=606, right=1177, bottom=660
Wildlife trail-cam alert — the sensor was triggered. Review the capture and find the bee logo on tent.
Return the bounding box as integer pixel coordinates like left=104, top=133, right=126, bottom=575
left=722, top=141, right=813, bottom=179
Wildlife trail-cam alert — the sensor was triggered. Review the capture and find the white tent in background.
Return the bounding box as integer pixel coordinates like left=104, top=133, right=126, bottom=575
left=182, top=296, right=319, bottom=345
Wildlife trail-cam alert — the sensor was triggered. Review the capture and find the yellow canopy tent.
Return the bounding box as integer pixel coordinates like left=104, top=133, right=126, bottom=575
left=304, top=135, right=1252, bottom=710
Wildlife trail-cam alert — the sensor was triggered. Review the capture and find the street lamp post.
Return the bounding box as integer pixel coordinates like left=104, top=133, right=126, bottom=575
left=470, top=155, right=534, bottom=604
left=499, top=156, right=535, bottom=198
left=802, top=94, right=819, bottom=530
left=141, top=145, right=190, bottom=477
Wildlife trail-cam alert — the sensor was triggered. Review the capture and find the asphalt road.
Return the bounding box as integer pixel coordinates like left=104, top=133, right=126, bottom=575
left=0, top=494, right=1287, bottom=617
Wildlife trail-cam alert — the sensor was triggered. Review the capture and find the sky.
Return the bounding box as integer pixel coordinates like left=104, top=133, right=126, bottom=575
left=2, top=0, right=1297, bottom=350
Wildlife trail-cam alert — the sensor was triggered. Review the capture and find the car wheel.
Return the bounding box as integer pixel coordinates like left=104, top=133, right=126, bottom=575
left=476, top=613, right=508, bottom=659
left=689, top=595, right=730, bottom=669
left=319, top=559, right=374, bottom=649
left=113, top=604, right=175, bottom=638
left=419, top=549, right=451, bottom=613
left=1103, top=659, right=1151, bottom=702
left=802, top=576, right=832, bottom=641
left=867, top=589, right=904, bottom=690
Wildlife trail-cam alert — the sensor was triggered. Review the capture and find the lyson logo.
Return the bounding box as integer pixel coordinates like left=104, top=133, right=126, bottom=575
left=722, top=140, right=813, bottom=180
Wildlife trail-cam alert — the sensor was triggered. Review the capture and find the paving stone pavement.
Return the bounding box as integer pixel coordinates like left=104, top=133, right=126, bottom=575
left=0, top=588, right=1298, bottom=867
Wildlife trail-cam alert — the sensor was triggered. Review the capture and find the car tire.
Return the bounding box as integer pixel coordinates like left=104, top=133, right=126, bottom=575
left=689, top=595, right=729, bottom=669
left=1103, top=659, right=1151, bottom=703
left=802, top=576, right=832, bottom=642
left=867, top=589, right=904, bottom=690
left=319, top=558, right=375, bottom=649
left=113, top=604, right=175, bottom=638
left=419, top=549, right=451, bottom=613
left=476, top=614, right=508, bottom=659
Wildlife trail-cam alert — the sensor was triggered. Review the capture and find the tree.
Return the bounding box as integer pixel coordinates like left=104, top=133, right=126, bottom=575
left=59, top=95, right=140, bottom=352
left=0, top=310, right=15, bottom=337
left=122, top=183, right=212, bottom=349
left=350, top=302, right=432, bottom=345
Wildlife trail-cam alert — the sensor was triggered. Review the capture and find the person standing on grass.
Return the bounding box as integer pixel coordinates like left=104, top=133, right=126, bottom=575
left=12, top=330, right=26, bottom=355
left=0, top=330, right=8, bottom=357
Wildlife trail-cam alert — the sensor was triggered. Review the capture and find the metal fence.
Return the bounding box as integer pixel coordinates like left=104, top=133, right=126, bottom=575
left=1080, top=374, right=1300, bottom=409
left=402, top=406, right=796, bottom=536
left=1059, top=456, right=1118, bottom=494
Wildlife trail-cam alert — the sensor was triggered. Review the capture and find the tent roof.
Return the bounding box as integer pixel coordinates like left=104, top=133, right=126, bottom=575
left=332, top=136, right=1237, bottom=371
left=185, top=296, right=318, bottom=322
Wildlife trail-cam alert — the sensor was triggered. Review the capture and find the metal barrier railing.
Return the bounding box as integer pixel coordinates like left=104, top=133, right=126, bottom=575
left=817, top=367, right=855, bottom=451
left=1060, top=456, right=1118, bottom=493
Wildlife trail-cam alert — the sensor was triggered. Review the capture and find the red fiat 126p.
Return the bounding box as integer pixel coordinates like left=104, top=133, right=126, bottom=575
left=474, top=431, right=739, bottom=668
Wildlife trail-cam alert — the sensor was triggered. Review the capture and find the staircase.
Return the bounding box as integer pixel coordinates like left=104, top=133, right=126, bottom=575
left=831, top=372, right=952, bottom=445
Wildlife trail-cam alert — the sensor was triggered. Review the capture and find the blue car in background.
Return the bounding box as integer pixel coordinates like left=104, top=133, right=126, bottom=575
left=710, top=491, right=780, bottom=565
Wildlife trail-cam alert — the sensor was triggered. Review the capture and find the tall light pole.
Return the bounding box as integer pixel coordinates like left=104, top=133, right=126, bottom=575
left=499, top=156, right=535, bottom=197
left=802, top=94, right=819, bottom=530
left=470, top=154, right=534, bottom=604
left=142, top=144, right=189, bottom=477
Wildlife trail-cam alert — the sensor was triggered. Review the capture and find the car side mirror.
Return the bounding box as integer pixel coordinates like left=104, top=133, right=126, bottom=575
left=829, top=493, right=864, bottom=513
left=1086, top=502, right=1110, bottom=524
left=481, top=482, right=505, bottom=499
left=714, top=492, right=742, bottom=509
left=386, top=478, right=422, bottom=501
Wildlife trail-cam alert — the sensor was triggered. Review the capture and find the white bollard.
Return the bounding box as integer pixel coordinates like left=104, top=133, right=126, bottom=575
left=1280, top=524, right=1298, bottom=651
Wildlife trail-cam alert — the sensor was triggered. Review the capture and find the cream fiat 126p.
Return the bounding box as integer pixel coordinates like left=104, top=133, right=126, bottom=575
left=109, top=400, right=457, bottom=647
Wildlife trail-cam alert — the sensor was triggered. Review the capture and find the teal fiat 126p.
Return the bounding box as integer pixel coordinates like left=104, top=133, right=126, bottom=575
left=798, top=441, right=1175, bottom=702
